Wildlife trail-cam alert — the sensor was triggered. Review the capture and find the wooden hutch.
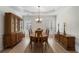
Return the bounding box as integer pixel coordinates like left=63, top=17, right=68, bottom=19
left=55, top=34, right=75, bottom=51
left=3, top=13, right=25, bottom=49
left=55, top=24, right=75, bottom=51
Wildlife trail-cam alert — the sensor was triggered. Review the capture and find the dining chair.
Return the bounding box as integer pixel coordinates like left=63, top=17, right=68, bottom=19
left=46, top=28, right=49, bottom=36
left=35, top=31, right=42, bottom=37
left=28, top=29, right=32, bottom=36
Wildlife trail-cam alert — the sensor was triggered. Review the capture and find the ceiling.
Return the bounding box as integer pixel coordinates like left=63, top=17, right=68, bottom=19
left=20, top=6, right=62, bottom=13
left=9, top=6, right=65, bottom=15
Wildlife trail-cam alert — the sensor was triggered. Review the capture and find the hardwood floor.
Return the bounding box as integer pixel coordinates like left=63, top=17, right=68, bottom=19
left=24, top=43, right=53, bottom=53
left=1, top=35, right=76, bottom=53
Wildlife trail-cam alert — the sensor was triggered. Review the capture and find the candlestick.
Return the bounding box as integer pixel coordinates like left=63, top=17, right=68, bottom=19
left=64, top=23, right=66, bottom=35
left=58, top=24, right=60, bottom=34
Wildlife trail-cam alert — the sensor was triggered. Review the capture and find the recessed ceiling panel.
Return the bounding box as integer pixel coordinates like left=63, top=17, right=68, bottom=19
left=21, top=6, right=63, bottom=13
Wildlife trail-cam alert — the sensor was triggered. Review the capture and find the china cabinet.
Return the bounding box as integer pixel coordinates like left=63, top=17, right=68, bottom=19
left=3, top=13, right=25, bottom=48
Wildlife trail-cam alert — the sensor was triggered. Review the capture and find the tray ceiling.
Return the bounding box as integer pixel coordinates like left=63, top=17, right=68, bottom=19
left=10, top=6, right=64, bottom=13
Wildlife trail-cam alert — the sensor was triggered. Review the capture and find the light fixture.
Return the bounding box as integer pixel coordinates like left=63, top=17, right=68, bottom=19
left=35, top=6, right=42, bottom=23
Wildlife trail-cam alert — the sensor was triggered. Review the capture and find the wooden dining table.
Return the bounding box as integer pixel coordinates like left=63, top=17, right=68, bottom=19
left=29, top=33, right=48, bottom=48
left=30, top=33, right=48, bottom=42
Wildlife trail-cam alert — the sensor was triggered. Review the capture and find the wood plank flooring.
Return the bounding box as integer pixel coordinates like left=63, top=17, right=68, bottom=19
left=24, top=43, right=53, bottom=53
left=1, top=35, right=76, bottom=53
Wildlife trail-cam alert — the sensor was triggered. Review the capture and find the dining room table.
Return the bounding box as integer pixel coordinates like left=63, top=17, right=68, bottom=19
left=30, top=33, right=48, bottom=42
left=29, top=33, right=49, bottom=49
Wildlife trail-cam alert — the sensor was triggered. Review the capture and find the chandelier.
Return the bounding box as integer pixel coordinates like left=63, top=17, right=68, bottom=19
left=35, top=6, right=42, bottom=23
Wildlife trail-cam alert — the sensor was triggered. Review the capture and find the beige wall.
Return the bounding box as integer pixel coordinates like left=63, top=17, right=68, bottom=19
left=23, top=15, right=56, bottom=34
left=0, top=12, right=4, bottom=51
left=0, top=7, right=22, bottom=51
left=56, top=6, right=79, bottom=52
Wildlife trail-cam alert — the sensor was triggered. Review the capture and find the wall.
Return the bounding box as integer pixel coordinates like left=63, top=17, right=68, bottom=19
left=23, top=15, right=56, bottom=35
left=0, top=12, right=4, bottom=51
left=0, top=7, right=22, bottom=51
left=56, top=6, right=79, bottom=52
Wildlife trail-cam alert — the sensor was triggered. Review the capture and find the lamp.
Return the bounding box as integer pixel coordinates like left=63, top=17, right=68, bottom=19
left=35, top=6, right=42, bottom=23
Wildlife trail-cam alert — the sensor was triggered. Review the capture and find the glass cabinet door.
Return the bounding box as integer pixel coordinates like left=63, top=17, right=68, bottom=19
left=15, top=18, right=17, bottom=32
left=11, top=17, right=14, bottom=32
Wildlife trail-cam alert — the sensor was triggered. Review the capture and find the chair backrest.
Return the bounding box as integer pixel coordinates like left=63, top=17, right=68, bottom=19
left=35, top=31, right=42, bottom=37
left=28, top=29, right=32, bottom=36
left=46, top=29, right=49, bottom=36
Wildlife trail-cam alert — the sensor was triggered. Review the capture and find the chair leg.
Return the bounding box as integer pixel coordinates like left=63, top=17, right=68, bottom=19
left=30, top=41, right=32, bottom=50
left=42, top=43, right=43, bottom=53
left=45, top=42, right=47, bottom=50
left=31, top=42, right=32, bottom=49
